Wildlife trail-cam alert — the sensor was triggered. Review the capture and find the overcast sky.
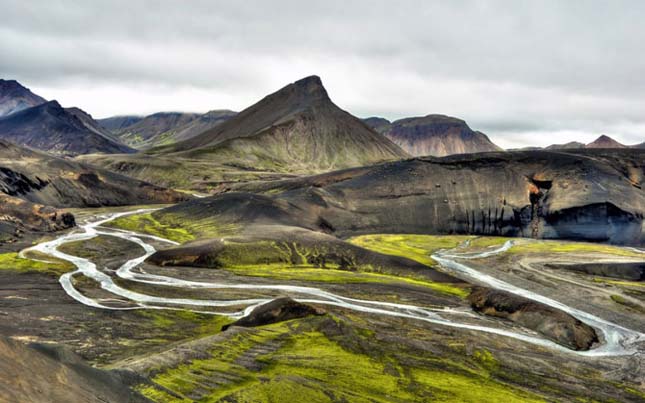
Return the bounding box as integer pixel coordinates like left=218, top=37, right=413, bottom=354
left=2, top=0, right=644, bottom=148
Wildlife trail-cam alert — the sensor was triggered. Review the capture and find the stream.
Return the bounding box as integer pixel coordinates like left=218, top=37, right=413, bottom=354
left=21, top=209, right=645, bottom=357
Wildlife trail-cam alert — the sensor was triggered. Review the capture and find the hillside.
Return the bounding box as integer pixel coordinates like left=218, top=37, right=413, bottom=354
left=98, top=115, right=144, bottom=132
left=0, top=79, right=46, bottom=117
left=0, top=101, right=134, bottom=155
left=0, top=139, right=188, bottom=243
left=111, top=112, right=200, bottom=148
left=366, top=114, right=502, bottom=157
left=157, top=148, right=645, bottom=246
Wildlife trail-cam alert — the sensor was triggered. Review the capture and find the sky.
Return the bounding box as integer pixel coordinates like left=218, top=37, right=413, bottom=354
left=1, top=0, right=644, bottom=148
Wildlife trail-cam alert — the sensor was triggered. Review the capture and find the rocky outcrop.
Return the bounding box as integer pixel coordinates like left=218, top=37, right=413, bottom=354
left=468, top=287, right=599, bottom=350
left=222, top=297, right=325, bottom=330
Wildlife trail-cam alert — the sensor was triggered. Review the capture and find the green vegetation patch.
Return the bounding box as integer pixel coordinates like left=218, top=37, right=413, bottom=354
left=0, top=252, right=74, bottom=276
left=106, top=212, right=195, bottom=243
left=138, top=318, right=546, bottom=403
left=349, top=234, right=471, bottom=267
left=135, top=309, right=233, bottom=339
left=224, top=263, right=467, bottom=297
left=509, top=241, right=644, bottom=258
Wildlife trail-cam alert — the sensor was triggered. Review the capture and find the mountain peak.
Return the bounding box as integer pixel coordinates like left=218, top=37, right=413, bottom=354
left=0, top=79, right=47, bottom=117
left=281, top=75, right=329, bottom=104
left=586, top=135, right=627, bottom=149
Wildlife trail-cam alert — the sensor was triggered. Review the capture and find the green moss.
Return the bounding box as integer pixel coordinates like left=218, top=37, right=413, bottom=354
left=472, top=349, right=499, bottom=371
left=140, top=320, right=546, bottom=403
left=105, top=213, right=195, bottom=243
left=224, top=263, right=467, bottom=298
left=135, top=309, right=232, bottom=338
left=0, top=252, right=74, bottom=276
left=508, top=241, right=643, bottom=258
left=349, top=234, right=470, bottom=267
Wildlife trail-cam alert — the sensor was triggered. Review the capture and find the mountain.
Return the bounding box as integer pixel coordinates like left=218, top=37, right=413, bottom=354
left=586, top=135, right=628, bottom=149
left=164, top=148, right=645, bottom=246
left=546, top=141, right=585, bottom=150
left=110, top=112, right=200, bottom=148
left=161, top=109, right=237, bottom=145
left=159, top=75, right=408, bottom=170
left=634, top=142, right=645, bottom=149
left=80, top=76, right=408, bottom=190
left=100, top=110, right=237, bottom=150
left=362, top=116, right=391, bottom=132
left=0, top=79, right=46, bottom=117
left=367, top=114, right=502, bottom=157
left=98, top=115, right=144, bottom=132
left=0, top=101, right=134, bottom=155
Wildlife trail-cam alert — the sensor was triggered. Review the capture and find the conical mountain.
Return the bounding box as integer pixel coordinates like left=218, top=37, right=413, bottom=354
left=0, top=79, right=47, bottom=117
left=0, top=100, right=134, bottom=155
left=586, top=135, right=627, bottom=149
left=371, top=114, right=502, bottom=157
left=158, top=76, right=408, bottom=172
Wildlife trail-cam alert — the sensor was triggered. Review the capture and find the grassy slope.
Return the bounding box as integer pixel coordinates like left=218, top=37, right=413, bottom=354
left=0, top=252, right=73, bottom=276
left=137, top=317, right=547, bottom=403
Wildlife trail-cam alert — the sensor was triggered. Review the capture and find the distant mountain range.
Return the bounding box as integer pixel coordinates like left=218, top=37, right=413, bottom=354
left=99, top=110, right=237, bottom=149
left=364, top=114, right=502, bottom=157
left=0, top=77, right=642, bottom=165
left=0, top=81, right=133, bottom=155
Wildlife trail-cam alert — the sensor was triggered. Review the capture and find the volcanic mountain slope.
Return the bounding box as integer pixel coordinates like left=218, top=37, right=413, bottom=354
left=0, top=79, right=46, bottom=117
left=585, top=135, right=628, bottom=149
left=109, top=112, right=200, bottom=149
left=366, top=114, right=502, bottom=157
left=98, top=115, right=144, bottom=132
left=156, top=76, right=409, bottom=170
left=0, top=101, right=134, bottom=155
left=0, top=336, right=147, bottom=403
left=0, top=139, right=188, bottom=243
left=156, top=148, right=645, bottom=246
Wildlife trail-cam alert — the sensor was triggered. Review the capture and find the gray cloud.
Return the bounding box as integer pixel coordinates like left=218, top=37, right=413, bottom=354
left=1, top=0, right=644, bottom=147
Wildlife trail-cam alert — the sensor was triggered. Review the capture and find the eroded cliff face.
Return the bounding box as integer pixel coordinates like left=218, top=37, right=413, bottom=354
left=163, top=149, right=645, bottom=245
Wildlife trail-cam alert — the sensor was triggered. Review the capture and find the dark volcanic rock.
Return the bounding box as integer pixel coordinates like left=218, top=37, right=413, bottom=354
left=222, top=297, right=325, bottom=330
left=545, top=262, right=645, bottom=281
left=0, top=101, right=134, bottom=155
left=378, top=114, right=502, bottom=157
left=160, top=149, right=645, bottom=245
left=0, top=336, right=148, bottom=402
left=468, top=287, right=599, bottom=350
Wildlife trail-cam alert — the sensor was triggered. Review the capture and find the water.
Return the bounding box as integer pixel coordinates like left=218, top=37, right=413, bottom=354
left=21, top=209, right=645, bottom=356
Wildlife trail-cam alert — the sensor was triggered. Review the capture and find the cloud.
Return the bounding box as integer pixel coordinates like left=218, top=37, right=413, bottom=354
left=1, top=0, right=644, bottom=147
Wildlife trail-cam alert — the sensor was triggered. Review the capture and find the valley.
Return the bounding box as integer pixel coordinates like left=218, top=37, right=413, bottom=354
left=1, top=204, right=643, bottom=401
